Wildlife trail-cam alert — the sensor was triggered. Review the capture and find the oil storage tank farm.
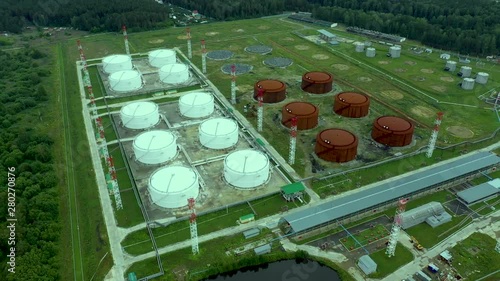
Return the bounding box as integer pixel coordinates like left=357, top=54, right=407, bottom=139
left=315, top=129, right=358, bottom=163
left=334, top=92, right=370, bottom=118
left=148, top=166, right=199, bottom=209
left=458, top=66, right=472, bottom=77
left=282, top=102, right=319, bottom=130
left=461, top=78, right=475, bottom=90
left=371, top=116, right=414, bottom=147
left=224, top=149, right=270, bottom=189
left=388, top=46, right=401, bottom=58
left=253, top=80, right=287, bottom=103
left=301, top=71, right=333, bottom=94
left=148, top=49, right=176, bottom=68
left=109, top=70, right=143, bottom=92
left=179, top=91, right=214, bottom=118
left=120, top=101, right=160, bottom=130
left=444, top=61, right=457, bottom=71
left=159, top=63, right=190, bottom=84
left=366, top=47, right=376, bottom=58
left=102, top=54, right=133, bottom=74
left=133, top=130, right=177, bottom=164
left=199, top=118, right=239, bottom=149
left=475, top=72, right=489, bottom=84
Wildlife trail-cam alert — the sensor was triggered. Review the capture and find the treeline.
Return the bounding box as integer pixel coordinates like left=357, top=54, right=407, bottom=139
left=169, top=0, right=289, bottom=20
left=169, top=0, right=499, bottom=55
left=0, top=0, right=172, bottom=33
left=0, top=49, right=60, bottom=280
left=310, top=0, right=500, bottom=55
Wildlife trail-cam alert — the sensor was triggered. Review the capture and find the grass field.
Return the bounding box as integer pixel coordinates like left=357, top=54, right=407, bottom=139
left=122, top=193, right=305, bottom=255
left=368, top=242, right=414, bottom=278
left=340, top=224, right=390, bottom=250
left=450, top=232, right=500, bottom=281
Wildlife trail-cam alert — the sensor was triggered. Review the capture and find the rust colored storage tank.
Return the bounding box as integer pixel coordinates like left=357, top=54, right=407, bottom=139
left=315, top=129, right=358, bottom=163
left=301, top=71, right=333, bottom=94
left=282, top=102, right=319, bottom=130
left=371, top=116, right=414, bottom=147
left=253, top=79, right=287, bottom=103
left=334, top=92, right=370, bottom=118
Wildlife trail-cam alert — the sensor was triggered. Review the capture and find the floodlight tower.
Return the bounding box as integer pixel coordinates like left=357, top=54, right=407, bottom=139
left=186, top=27, right=192, bottom=59
left=386, top=198, right=408, bottom=257
left=230, top=64, right=237, bottom=104
left=494, top=91, right=500, bottom=122
left=107, top=156, right=123, bottom=210
left=122, top=25, right=130, bottom=56
left=257, top=88, right=264, bottom=132
left=87, top=86, right=98, bottom=118
left=288, top=117, right=298, bottom=165
left=201, top=39, right=207, bottom=74
left=188, top=198, right=199, bottom=254
left=426, top=112, right=444, bottom=158
left=495, top=239, right=500, bottom=253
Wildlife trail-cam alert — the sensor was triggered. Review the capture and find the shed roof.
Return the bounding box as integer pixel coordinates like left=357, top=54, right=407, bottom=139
left=243, top=228, right=260, bottom=239
left=457, top=179, right=500, bottom=204
left=240, top=213, right=255, bottom=220
left=318, top=29, right=336, bottom=38
left=281, top=182, right=305, bottom=195
left=358, top=255, right=377, bottom=274
left=282, top=152, right=499, bottom=233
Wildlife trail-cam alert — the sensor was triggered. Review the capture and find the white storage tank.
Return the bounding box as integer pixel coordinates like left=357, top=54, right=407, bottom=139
left=389, top=46, right=401, bottom=58
left=148, top=166, right=199, bottom=209
left=445, top=61, right=457, bottom=71
left=355, top=42, right=365, bottom=52
left=366, top=47, right=376, bottom=58
left=199, top=118, right=239, bottom=149
left=459, top=66, right=472, bottom=77
left=179, top=92, right=214, bottom=118
left=120, top=101, right=160, bottom=129
left=224, top=149, right=270, bottom=189
left=133, top=130, right=177, bottom=164
left=109, top=70, right=142, bottom=92
left=102, top=54, right=133, bottom=74
left=475, top=72, right=489, bottom=84
left=159, top=63, right=190, bottom=84
left=148, top=49, right=177, bottom=68
left=461, top=78, right=475, bottom=90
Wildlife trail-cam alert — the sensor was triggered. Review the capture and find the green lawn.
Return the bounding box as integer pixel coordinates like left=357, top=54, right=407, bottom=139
left=340, top=224, right=390, bottom=250
left=122, top=193, right=300, bottom=256
left=368, top=242, right=414, bottom=278
left=450, top=233, right=500, bottom=281
left=405, top=215, right=472, bottom=248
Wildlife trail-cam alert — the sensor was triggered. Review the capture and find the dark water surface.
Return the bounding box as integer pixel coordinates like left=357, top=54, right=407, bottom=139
left=204, top=259, right=342, bottom=281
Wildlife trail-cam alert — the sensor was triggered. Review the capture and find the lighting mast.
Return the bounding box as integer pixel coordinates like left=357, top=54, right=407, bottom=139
left=288, top=117, right=298, bottom=165
left=123, top=25, right=130, bottom=56
left=386, top=198, right=408, bottom=257
left=231, top=64, right=237, bottom=104
left=186, top=27, right=192, bottom=59
left=201, top=39, right=207, bottom=74
left=188, top=198, right=199, bottom=254
left=426, top=112, right=444, bottom=158
left=257, top=88, right=264, bottom=132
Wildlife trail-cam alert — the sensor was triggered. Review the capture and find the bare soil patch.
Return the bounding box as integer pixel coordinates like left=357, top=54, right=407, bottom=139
left=431, top=85, right=447, bottom=93
left=176, top=35, right=188, bottom=40
left=440, top=77, right=454, bottom=82
left=405, top=61, right=417, bottom=66
left=394, top=68, right=407, bottom=73
left=295, top=45, right=310, bottom=50
left=237, top=84, right=253, bottom=93
left=312, top=54, right=329, bottom=60
left=446, top=126, right=474, bottom=138
left=258, top=25, right=270, bottom=30
left=205, top=32, right=220, bottom=36
left=420, top=69, right=434, bottom=74
left=358, top=77, right=372, bottom=82
left=149, top=39, right=164, bottom=44
left=411, top=106, right=435, bottom=118
left=380, top=90, right=404, bottom=100
left=413, top=76, right=426, bottom=82
left=233, top=29, right=245, bottom=33
left=332, top=64, right=350, bottom=71
left=283, top=37, right=295, bottom=41
left=378, top=60, right=390, bottom=65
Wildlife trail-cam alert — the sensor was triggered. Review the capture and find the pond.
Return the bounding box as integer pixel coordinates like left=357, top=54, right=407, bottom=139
left=203, top=259, right=342, bottom=281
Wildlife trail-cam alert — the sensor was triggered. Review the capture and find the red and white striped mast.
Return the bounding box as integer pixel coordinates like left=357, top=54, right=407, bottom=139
left=188, top=198, right=199, bottom=254
left=201, top=39, right=207, bottom=74
left=257, top=88, right=264, bottom=132
left=230, top=64, right=237, bottom=104
left=122, top=25, right=130, bottom=56
left=426, top=112, right=444, bottom=158
left=289, top=117, right=298, bottom=165
left=76, top=40, right=90, bottom=87
left=186, top=27, right=192, bottom=59
left=386, top=198, right=408, bottom=257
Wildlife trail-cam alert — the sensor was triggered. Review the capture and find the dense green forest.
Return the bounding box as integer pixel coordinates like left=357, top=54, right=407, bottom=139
left=169, top=0, right=500, bottom=55
left=0, top=0, right=171, bottom=33
left=0, top=49, right=60, bottom=280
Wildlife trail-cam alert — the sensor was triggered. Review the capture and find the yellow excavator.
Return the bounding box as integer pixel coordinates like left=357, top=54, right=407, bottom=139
left=410, top=236, right=424, bottom=250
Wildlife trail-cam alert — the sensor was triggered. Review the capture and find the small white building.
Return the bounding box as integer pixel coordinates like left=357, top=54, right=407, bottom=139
left=358, top=255, right=377, bottom=275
